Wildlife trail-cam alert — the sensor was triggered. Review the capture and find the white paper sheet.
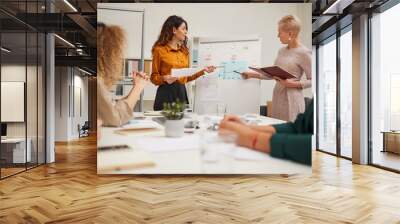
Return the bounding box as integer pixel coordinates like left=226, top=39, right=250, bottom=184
left=98, top=148, right=155, bottom=172
left=171, top=68, right=204, bottom=78
left=133, top=134, right=201, bottom=152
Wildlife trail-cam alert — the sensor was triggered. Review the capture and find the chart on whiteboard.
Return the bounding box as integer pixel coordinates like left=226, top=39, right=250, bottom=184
left=194, top=37, right=262, bottom=115
left=200, top=42, right=260, bottom=80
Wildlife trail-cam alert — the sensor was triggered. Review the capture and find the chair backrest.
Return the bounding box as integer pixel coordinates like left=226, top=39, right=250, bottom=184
left=82, top=121, right=90, bottom=129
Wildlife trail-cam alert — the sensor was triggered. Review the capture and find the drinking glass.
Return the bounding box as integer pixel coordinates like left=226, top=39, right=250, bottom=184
left=199, top=129, right=238, bottom=173
left=217, top=103, right=227, bottom=117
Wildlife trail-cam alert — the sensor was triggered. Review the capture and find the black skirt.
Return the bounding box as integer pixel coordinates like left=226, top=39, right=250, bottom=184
left=153, top=82, right=188, bottom=111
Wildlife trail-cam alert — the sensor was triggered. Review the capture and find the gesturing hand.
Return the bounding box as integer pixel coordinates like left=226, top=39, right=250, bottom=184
left=241, top=72, right=259, bottom=79
left=204, top=66, right=216, bottom=73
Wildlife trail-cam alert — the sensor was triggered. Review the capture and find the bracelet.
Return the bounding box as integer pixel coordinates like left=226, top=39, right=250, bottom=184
left=252, top=132, right=259, bottom=149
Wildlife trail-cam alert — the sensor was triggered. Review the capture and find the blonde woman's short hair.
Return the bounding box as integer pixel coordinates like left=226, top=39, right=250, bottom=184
left=278, top=15, right=301, bottom=36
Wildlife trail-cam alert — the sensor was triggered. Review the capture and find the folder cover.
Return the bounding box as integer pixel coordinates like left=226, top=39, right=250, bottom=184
left=249, top=66, right=296, bottom=80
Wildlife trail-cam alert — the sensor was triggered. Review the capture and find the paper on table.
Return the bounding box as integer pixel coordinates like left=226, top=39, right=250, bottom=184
left=133, top=134, right=200, bottom=152
left=171, top=68, right=204, bottom=78
left=143, top=111, right=163, bottom=116
left=233, top=146, right=270, bottom=161
left=97, top=148, right=155, bottom=172
left=121, top=119, right=162, bottom=130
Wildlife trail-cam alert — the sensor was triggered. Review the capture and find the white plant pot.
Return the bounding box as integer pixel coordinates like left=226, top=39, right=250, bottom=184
left=165, top=119, right=184, bottom=137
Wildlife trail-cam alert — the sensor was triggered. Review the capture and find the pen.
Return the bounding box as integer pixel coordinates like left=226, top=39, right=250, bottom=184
left=98, top=145, right=131, bottom=151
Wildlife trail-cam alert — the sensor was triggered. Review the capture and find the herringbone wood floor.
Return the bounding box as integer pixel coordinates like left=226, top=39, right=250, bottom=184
left=1, top=135, right=399, bottom=224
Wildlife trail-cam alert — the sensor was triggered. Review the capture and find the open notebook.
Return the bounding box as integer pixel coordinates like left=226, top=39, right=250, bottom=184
left=97, top=145, right=155, bottom=172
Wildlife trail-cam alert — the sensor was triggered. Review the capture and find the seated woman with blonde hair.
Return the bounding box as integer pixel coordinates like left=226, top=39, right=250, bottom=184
left=97, top=23, right=149, bottom=127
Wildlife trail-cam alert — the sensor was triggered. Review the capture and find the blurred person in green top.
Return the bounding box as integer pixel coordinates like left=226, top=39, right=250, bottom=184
left=219, top=99, right=313, bottom=165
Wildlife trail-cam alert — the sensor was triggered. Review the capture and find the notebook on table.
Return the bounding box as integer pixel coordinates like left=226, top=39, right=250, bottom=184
left=114, top=120, right=163, bottom=136
left=249, top=66, right=296, bottom=80
left=143, top=111, right=163, bottom=117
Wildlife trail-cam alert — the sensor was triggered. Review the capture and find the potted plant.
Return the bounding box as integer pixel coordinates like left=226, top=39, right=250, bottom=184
left=161, top=100, right=185, bottom=137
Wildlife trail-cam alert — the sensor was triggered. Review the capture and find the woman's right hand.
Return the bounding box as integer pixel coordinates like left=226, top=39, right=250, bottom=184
left=163, top=75, right=178, bottom=84
left=241, top=72, right=259, bottom=79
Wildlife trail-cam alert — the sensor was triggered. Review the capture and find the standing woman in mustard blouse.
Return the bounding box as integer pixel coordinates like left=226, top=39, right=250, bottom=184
left=151, top=15, right=216, bottom=110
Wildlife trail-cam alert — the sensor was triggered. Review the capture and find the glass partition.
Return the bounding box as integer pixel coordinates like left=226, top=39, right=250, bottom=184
left=339, top=28, right=352, bottom=158
left=1, top=25, right=28, bottom=178
left=0, top=1, right=46, bottom=179
left=370, top=3, right=400, bottom=171
left=317, top=36, right=337, bottom=155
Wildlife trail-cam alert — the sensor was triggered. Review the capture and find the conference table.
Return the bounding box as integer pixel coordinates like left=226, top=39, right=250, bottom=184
left=97, top=113, right=310, bottom=175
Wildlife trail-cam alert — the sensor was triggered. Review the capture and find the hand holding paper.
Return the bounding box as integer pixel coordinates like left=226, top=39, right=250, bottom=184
left=171, top=65, right=216, bottom=78
left=171, top=68, right=204, bottom=78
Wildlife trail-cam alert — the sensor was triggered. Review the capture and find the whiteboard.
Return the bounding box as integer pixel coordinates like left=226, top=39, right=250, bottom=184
left=194, top=36, right=261, bottom=115
left=1, top=82, right=25, bottom=122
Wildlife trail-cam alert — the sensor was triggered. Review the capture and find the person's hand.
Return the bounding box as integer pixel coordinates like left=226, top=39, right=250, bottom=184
left=163, top=75, right=178, bottom=84
left=273, top=77, right=300, bottom=88
left=219, top=120, right=257, bottom=148
left=132, top=71, right=149, bottom=91
left=222, top=114, right=244, bottom=124
left=136, top=71, right=149, bottom=80
left=241, top=72, right=259, bottom=79
left=204, top=66, right=216, bottom=73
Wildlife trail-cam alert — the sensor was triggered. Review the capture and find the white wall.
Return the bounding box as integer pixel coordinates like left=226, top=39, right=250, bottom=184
left=1, top=65, right=27, bottom=137
left=98, top=3, right=312, bottom=107
left=72, top=74, right=89, bottom=138
left=55, top=67, right=70, bottom=141
left=55, top=67, right=89, bottom=141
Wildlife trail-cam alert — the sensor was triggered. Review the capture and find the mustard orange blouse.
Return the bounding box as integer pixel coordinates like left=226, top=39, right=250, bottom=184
left=151, top=44, right=204, bottom=86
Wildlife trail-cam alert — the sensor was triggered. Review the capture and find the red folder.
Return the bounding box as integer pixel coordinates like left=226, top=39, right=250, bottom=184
left=249, top=66, right=296, bottom=80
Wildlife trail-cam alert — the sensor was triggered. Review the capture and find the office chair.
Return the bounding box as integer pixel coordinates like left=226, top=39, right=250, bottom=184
left=78, top=121, right=90, bottom=138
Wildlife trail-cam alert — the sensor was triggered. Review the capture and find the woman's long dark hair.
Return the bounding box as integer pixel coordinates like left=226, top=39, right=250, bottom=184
left=152, top=15, right=188, bottom=54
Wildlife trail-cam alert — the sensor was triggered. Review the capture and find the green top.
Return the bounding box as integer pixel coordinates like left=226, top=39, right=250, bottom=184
left=270, top=99, right=313, bottom=165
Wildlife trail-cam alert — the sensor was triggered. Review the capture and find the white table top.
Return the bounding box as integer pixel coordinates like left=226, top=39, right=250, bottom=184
left=1, top=137, right=27, bottom=143
left=98, top=114, right=310, bottom=175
